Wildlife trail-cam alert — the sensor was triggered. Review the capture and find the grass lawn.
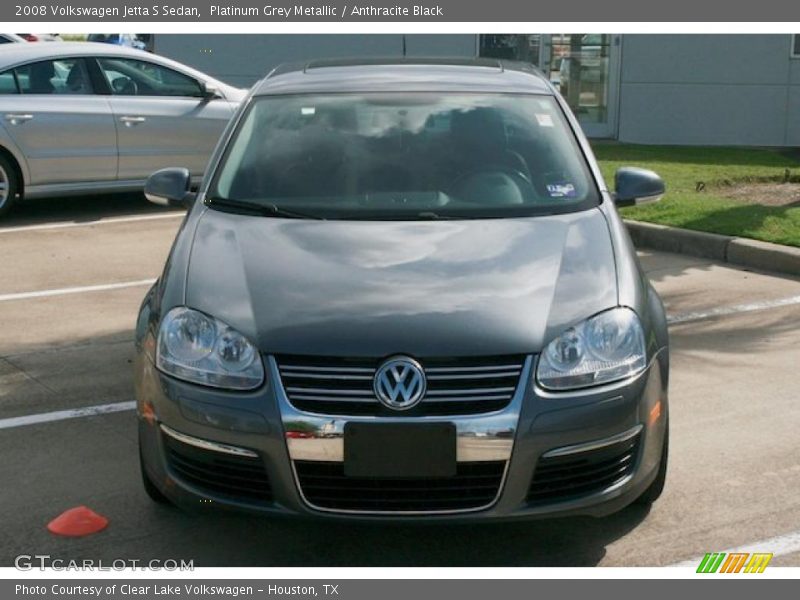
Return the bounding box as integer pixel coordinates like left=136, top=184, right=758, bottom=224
left=592, top=143, right=800, bottom=248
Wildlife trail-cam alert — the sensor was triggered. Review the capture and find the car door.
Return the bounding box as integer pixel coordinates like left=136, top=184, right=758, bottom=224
left=95, top=56, right=234, bottom=181
left=0, top=57, right=117, bottom=186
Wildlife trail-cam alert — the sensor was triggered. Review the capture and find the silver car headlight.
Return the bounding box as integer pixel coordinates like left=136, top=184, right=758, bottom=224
left=156, top=307, right=264, bottom=390
left=536, top=307, right=647, bottom=391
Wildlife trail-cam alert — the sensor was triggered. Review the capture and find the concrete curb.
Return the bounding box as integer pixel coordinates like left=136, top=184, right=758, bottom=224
left=624, top=220, right=800, bottom=277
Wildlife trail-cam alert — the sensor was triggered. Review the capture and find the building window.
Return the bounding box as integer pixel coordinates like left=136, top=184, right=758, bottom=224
left=793, top=35, right=800, bottom=57
left=479, top=35, right=541, bottom=65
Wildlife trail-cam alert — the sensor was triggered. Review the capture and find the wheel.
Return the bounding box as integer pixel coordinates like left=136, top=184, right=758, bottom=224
left=0, top=155, right=20, bottom=218
left=636, top=421, right=669, bottom=505
left=140, top=447, right=172, bottom=505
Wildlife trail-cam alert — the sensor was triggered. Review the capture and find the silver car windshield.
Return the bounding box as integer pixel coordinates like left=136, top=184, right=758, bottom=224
left=209, top=93, right=599, bottom=219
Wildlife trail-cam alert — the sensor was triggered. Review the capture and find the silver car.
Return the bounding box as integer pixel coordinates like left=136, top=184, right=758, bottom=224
left=0, top=42, right=245, bottom=217
left=0, top=34, right=28, bottom=44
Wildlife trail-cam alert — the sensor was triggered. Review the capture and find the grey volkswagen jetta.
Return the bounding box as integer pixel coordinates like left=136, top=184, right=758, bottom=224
left=135, top=58, right=669, bottom=520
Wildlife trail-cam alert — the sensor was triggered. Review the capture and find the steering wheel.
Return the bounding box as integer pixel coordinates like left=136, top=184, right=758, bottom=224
left=113, top=77, right=138, bottom=95
left=448, top=166, right=535, bottom=204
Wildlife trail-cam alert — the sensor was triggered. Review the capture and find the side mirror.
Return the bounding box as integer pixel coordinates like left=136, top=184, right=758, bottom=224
left=201, top=82, right=220, bottom=100
left=145, top=168, right=195, bottom=208
left=613, top=167, right=665, bottom=207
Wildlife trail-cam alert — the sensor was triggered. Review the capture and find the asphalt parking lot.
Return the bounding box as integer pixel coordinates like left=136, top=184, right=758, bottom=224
left=1, top=194, right=799, bottom=568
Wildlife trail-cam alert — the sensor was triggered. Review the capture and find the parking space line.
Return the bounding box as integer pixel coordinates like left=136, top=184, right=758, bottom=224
left=667, top=295, right=800, bottom=325
left=0, top=401, right=136, bottom=430
left=669, top=529, right=800, bottom=567
left=0, top=279, right=156, bottom=302
left=0, top=212, right=184, bottom=235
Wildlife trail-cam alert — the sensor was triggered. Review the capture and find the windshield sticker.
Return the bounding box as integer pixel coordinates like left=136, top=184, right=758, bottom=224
left=536, top=113, right=554, bottom=127
left=301, top=107, right=316, bottom=115
left=546, top=182, right=577, bottom=198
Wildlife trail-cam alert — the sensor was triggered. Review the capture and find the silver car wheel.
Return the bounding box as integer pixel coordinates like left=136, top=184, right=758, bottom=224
left=0, top=164, right=9, bottom=209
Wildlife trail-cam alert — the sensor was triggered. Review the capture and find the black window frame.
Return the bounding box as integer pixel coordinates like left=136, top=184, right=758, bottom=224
left=0, top=68, right=20, bottom=94
left=793, top=35, right=800, bottom=58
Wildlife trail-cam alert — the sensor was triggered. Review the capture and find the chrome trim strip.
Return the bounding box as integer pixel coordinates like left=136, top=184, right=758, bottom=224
left=281, top=373, right=373, bottom=380
left=289, top=395, right=377, bottom=403
left=280, top=365, right=374, bottom=373
left=425, top=364, right=522, bottom=373
left=160, top=424, right=259, bottom=458
left=421, top=394, right=511, bottom=403
left=426, top=386, right=515, bottom=396
left=427, top=371, right=521, bottom=380
left=540, top=424, right=643, bottom=459
left=285, top=386, right=373, bottom=396
left=285, top=431, right=515, bottom=462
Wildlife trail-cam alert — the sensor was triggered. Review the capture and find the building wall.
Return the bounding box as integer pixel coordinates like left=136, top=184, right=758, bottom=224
left=617, top=34, right=800, bottom=146
left=153, top=34, right=476, bottom=88
left=154, top=33, right=800, bottom=146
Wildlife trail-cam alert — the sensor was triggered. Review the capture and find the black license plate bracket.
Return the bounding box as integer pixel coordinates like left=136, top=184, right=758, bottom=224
left=343, top=422, right=457, bottom=478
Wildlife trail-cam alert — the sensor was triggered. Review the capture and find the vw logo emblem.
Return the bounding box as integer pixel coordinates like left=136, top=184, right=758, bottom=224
left=373, top=356, right=426, bottom=410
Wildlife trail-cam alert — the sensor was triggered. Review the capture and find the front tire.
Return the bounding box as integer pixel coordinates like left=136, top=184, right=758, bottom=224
left=0, top=155, right=20, bottom=218
left=635, top=422, right=669, bottom=505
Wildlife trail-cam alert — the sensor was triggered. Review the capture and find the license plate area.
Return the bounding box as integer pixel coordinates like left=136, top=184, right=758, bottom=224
left=344, top=422, right=456, bottom=478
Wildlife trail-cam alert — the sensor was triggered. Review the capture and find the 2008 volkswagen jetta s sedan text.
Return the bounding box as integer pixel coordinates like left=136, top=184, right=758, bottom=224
left=135, top=58, right=670, bottom=520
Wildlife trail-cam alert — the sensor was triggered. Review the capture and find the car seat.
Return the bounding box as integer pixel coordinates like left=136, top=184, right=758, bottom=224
left=27, top=62, right=55, bottom=94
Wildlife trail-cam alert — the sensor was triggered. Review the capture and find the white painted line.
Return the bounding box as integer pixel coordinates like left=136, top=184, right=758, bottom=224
left=667, top=295, right=800, bottom=325
left=670, top=529, right=800, bottom=567
left=0, top=211, right=183, bottom=235
left=0, top=279, right=156, bottom=302
left=0, top=401, right=136, bottom=430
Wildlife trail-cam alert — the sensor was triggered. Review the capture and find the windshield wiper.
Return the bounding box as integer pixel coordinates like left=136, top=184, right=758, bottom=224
left=415, top=211, right=460, bottom=220
left=206, top=197, right=325, bottom=220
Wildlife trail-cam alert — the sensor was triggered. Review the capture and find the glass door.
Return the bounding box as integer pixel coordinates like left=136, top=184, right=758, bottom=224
left=478, top=33, right=620, bottom=138
left=542, top=34, right=620, bottom=138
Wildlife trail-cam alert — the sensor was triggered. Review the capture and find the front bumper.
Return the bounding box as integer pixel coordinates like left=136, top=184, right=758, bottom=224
left=136, top=352, right=668, bottom=521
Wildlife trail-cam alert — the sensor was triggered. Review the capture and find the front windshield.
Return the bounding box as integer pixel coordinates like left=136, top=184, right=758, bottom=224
left=209, top=93, right=599, bottom=219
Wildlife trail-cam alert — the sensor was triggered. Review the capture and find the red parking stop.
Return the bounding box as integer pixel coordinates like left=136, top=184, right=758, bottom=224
left=47, top=506, right=108, bottom=537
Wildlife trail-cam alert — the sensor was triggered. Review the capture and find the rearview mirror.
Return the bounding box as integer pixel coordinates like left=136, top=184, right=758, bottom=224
left=145, top=168, right=195, bottom=208
left=613, top=167, right=665, bottom=207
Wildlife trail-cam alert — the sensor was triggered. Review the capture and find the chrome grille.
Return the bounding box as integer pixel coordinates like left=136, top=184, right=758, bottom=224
left=277, top=355, right=525, bottom=416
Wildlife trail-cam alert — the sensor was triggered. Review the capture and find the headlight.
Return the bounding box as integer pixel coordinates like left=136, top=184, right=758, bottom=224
left=156, top=307, right=264, bottom=390
left=536, top=307, right=646, bottom=391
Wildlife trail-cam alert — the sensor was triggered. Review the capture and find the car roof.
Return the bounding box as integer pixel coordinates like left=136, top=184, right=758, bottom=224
left=253, top=58, right=554, bottom=96
left=0, top=41, right=149, bottom=66
left=0, top=33, right=28, bottom=43
left=0, top=42, right=230, bottom=88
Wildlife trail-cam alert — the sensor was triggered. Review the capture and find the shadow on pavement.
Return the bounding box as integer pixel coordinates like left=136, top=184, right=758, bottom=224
left=1, top=193, right=182, bottom=228
left=144, top=503, right=652, bottom=567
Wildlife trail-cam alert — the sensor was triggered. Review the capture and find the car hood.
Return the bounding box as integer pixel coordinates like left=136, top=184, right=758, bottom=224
left=185, top=207, right=618, bottom=356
